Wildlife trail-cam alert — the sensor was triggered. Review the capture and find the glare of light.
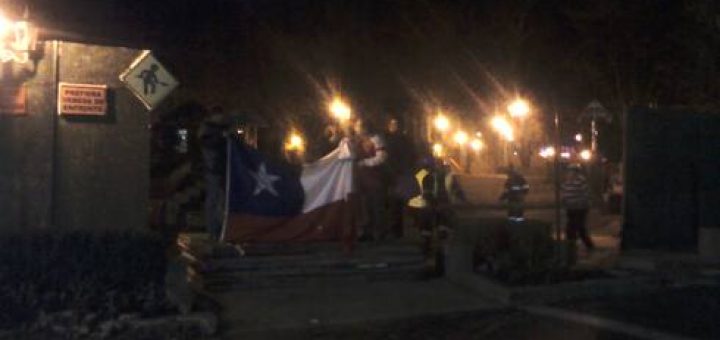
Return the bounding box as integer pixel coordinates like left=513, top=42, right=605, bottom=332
left=470, top=139, right=484, bottom=151
left=475, top=131, right=483, bottom=138
left=433, top=114, right=450, bottom=132
left=285, top=133, right=305, bottom=152
left=560, top=152, right=571, bottom=159
left=237, top=128, right=245, bottom=135
left=507, top=99, right=530, bottom=119
left=0, top=12, right=32, bottom=63
left=580, top=149, right=592, bottom=161
left=328, top=97, right=351, bottom=122
left=539, top=146, right=555, bottom=159
left=0, top=12, right=10, bottom=36
left=575, top=133, right=583, bottom=142
left=491, top=115, right=514, bottom=141
left=453, top=130, right=469, bottom=145
left=432, top=143, right=444, bottom=157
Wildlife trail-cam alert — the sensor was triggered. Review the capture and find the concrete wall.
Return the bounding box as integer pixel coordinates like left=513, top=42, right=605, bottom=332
left=0, top=41, right=149, bottom=231
left=0, top=43, right=56, bottom=231
left=623, top=108, right=720, bottom=251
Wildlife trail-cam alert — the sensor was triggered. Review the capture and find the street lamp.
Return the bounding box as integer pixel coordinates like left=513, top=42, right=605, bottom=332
left=507, top=98, right=530, bottom=119
left=453, top=130, right=469, bottom=146
left=432, top=143, right=444, bottom=158
left=575, top=133, right=583, bottom=142
left=285, top=132, right=305, bottom=152
left=433, top=114, right=450, bottom=132
left=491, top=115, right=514, bottom=142
left=328, top=97, right=351, bottom=123
left=579, top=149, right=592, bottom=161
left=470, top=139, right=484, bottom=151
left=539, top=146, right=555, bottom=159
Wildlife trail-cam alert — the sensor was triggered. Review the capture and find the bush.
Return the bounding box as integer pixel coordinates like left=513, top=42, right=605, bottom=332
left=472, top=220, right=575, bottom=285
left=0, top=229, right=167, bottom=329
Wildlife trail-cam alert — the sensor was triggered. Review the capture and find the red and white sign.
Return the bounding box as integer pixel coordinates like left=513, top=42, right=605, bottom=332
left=58, top=82, right=108, bottom=116
left=0, top=85, right=27, bottom=115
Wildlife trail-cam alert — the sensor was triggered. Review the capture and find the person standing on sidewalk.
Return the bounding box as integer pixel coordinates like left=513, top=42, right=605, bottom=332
left=354, top=119, right=390, bottom=241
left=198, top=106, right=230, bottom=241
left=499, top=164, right=529, bottom=222
left=561, top=164, right=595, bottom=250
left=384, top=117, right=417, bottom=238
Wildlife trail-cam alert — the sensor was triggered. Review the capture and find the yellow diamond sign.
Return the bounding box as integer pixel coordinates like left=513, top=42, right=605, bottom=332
left=120, top=50, right=179, bottom=110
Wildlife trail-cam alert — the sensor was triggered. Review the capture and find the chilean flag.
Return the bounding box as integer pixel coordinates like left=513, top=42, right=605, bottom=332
left=221, top=138, right=356, bottom=246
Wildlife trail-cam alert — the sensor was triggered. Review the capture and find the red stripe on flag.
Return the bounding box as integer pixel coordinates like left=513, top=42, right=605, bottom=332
left=223, top=198, right=357, bottom=249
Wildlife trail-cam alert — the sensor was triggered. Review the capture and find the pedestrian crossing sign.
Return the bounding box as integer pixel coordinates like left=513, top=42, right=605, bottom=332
left=120, top=50, right=179, bottom=110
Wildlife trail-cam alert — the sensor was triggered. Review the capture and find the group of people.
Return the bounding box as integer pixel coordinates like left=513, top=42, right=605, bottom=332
left=334, top=116, right=464, bottom=245
left=346, top=116, right=467, bottom=269
left=500, top=163, right=595, bottom=251
left=197, top=107, right=596, bottom=252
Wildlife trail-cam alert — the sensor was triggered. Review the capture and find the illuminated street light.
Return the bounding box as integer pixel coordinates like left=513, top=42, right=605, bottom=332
left=575, top=133, right=583, bottom=142
left=579, top=149, right=592, bottom=161
left=470, top=139, right=484, bottom=151
left=0, top=10, right=34, bottom=63
left=453, top=130, right=469, bottom=146
left=0, top=12, right=10, bottom=35
left=328, top=97, right=351, bottom=123
left=491, top=115, right=514, bottom=141
left=432, top=143, right=444, bottom=157
left=538, top=146, right=555, bottom=159
left=433, top=114, right=450, bottom=132
left=507, top=98, right=530, bottom=119
left=285, top=132, right=305, bottom=152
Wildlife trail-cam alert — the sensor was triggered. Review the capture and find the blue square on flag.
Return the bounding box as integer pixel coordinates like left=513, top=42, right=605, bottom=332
left=223, top=137, right=355, bottom=244
left=226, top=139, right=304, bottom=217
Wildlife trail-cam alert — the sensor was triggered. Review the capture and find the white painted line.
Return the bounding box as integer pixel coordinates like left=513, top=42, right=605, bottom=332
left=522, top=306, right=699, bottom=340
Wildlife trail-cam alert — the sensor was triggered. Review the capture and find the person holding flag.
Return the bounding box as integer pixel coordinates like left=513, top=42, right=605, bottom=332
left=198, top=106, right=230, bottom=241
left=353, top=118, right=390, bottom=242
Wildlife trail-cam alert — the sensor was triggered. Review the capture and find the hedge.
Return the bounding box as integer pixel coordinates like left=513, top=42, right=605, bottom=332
left=0, top=229, right=167, bottom=329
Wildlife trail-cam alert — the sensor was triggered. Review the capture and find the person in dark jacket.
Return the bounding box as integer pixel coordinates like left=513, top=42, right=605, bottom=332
left=561, top=164, right=595, bottom=249
left=354, top=119, right=389, bottom=241
left=198, top=106, right=230, bottom=241
left=499, top=164, right=529, bottom=222
left=384, top=117, right=417, bottom=238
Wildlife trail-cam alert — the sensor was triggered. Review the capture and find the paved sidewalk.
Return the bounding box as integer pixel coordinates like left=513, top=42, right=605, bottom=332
left=213, top=278, right=506, bottom=338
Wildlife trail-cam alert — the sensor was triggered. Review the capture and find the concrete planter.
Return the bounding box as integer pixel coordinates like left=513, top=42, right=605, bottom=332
left=444, top=214, right=666, bottom=304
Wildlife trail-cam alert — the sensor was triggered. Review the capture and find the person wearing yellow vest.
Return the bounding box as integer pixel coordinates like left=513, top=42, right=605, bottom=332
left=408, top=156, right=466, bottom=274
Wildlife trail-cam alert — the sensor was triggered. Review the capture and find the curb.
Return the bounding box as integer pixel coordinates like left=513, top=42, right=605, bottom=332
left=447, top=272, right=669, bottom=304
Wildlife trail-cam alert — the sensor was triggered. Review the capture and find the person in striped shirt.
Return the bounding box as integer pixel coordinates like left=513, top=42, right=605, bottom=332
left=561, top=164, right=595, bottom=250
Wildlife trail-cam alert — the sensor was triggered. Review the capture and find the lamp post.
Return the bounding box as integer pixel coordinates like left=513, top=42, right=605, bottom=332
left=453, top=130, right=469, bottom=172
left=491, top=115, right=514, bottom=166
left=507, top=98, right=531, bottom=168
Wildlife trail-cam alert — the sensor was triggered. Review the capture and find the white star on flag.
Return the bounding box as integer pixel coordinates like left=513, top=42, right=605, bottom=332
left=249, top=163, right=281, bottom=196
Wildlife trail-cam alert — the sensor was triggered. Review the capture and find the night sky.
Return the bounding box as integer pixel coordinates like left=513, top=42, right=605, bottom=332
left=18, top=0, right=720, bottom=152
